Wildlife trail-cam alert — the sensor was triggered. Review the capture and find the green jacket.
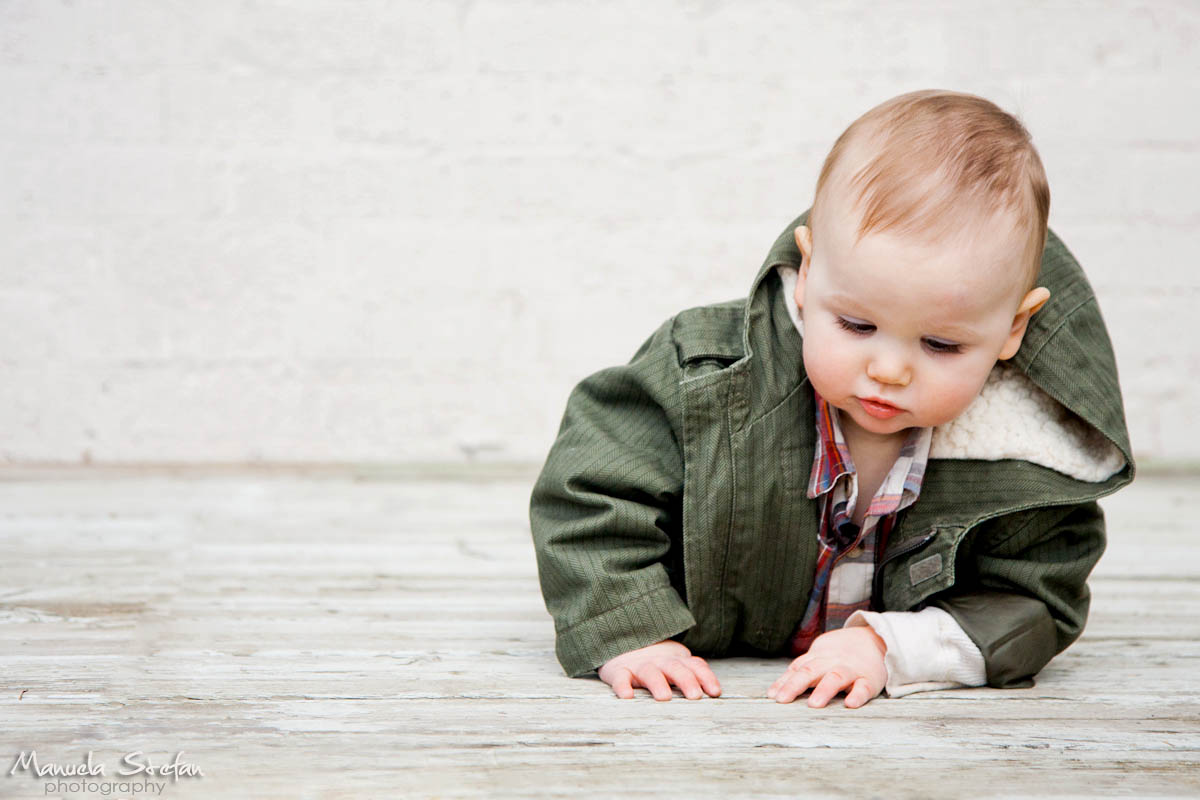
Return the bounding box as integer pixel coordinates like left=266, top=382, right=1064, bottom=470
left=529, top=211, right=1135, bottom=687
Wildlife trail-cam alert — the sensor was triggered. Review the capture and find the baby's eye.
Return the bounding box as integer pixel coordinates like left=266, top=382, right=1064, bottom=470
left=923, top=337, right=962, bottom=354
left=836, top=317, right=875, bottom=335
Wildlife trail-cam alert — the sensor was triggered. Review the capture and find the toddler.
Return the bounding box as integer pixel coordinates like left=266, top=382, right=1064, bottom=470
left=529, top=89, right=1134, bottom=707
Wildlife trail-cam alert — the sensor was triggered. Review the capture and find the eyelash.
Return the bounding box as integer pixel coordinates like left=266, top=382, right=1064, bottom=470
left=836, top=317, right=874, bottom=335
left=835, top=317, right=963, bottom=355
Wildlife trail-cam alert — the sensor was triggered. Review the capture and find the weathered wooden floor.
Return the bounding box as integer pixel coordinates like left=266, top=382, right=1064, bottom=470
left=1, top=467, right=1197, bottom=799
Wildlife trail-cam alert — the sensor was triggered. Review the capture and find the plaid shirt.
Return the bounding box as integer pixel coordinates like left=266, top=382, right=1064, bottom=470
left=788, top=390, right=933, bottom=657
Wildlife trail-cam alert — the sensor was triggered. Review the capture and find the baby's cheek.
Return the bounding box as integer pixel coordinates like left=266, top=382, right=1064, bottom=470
left=928, top=374, right=989, bottom=423
left=804, top=360, right=842, bottom=402
left=802, top=334, right=850, bottom=396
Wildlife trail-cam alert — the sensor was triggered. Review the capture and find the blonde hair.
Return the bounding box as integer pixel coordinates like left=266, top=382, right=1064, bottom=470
left=809, top=89, right=1050, bottom=291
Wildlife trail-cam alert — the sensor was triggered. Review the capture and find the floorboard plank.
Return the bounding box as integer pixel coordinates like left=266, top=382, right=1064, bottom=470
left=0, top=472, right=1197, bottom=798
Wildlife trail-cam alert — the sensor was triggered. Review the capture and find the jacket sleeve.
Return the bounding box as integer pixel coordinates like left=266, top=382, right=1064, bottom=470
left=928, top=500, right=1106, bottom=689
left=529, top=318, right=696, bottom=678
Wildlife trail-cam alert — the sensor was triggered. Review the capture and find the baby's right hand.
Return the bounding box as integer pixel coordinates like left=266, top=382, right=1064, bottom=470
left=597, top=640, right=722, bottom=701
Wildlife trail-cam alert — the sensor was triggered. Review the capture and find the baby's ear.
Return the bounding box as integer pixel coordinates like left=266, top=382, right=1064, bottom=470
left=793, top=226, right=813, bottom=266
left=792, top=226, right=813, bottom=309
left=998, top=287, right=1051, bottom=360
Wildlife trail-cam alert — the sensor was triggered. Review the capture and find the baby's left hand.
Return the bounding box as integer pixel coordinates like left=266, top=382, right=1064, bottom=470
left=766, top=626, right=888, bottom=708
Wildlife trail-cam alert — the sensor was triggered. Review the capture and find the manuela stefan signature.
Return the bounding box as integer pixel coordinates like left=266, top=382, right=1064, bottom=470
left=8, top=750, right=203, bottom=781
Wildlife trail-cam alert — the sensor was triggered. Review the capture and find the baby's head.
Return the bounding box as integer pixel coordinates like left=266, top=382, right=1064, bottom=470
left=791, top=89, right=1054, bottom=440
left=806, top=89, right=1050, bottom=295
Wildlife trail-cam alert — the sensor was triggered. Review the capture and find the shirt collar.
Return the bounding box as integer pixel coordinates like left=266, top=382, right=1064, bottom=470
left=807, top=390, right=932, bottom=518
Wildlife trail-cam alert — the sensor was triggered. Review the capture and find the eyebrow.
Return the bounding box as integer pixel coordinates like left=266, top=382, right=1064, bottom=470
left=825, top=292, right=982, bottom=341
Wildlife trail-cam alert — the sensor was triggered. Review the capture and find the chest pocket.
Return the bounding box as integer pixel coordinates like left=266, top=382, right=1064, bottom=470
left=681, top=353, right=740, bottom=381
left=673, top=305, right=745, bottom=381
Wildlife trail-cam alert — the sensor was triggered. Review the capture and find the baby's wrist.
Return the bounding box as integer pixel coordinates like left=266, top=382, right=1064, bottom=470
left=859, top=625, right=887, bottom=656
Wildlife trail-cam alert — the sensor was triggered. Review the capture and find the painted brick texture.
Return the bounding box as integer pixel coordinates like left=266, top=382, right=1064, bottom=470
left=1, top=1, right=1196, bottom=465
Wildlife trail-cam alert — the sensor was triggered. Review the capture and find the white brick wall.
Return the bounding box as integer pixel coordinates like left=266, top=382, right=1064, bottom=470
left=1, top=0, right=1197, bottom=467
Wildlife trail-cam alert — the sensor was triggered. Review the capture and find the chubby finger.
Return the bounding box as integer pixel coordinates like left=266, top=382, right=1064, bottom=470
left=607, top=667, right=636, bottom=699
left=767, top=659, right=808, bottom=697
left=807, top=669, right=853, bottom=708
left=771, top=664, right=819, bottom=703
left=844, top=677, right=877, bottom=709
left=633, top=664, right=675, bottom=701
left=688, top=657, right=722, bottom=697
left=661, top=660, right=703, bottom=700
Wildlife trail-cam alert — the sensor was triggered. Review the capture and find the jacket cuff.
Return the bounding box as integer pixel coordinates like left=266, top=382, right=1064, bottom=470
left=930, top=591, right=1059, bottom=688
left=555, top=584, right=697, bottom=678
left=845, top=607, right=987, bottom=698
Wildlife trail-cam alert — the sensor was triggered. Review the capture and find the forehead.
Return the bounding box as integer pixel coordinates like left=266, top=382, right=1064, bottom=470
left=816, top=140, right=1031, bottom=300
left=816, top=175, right=1028, bottom=311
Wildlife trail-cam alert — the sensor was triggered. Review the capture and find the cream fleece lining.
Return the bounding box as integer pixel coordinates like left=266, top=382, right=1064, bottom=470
left=773, top=264, right=1126, bottom=483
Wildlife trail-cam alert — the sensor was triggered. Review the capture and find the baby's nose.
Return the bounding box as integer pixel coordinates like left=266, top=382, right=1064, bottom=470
left=867, top=356, right=911, bottom=387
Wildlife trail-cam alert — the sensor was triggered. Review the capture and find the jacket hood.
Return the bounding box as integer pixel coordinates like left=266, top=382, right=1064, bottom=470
left=741, top=210, right=1134, bottom=488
